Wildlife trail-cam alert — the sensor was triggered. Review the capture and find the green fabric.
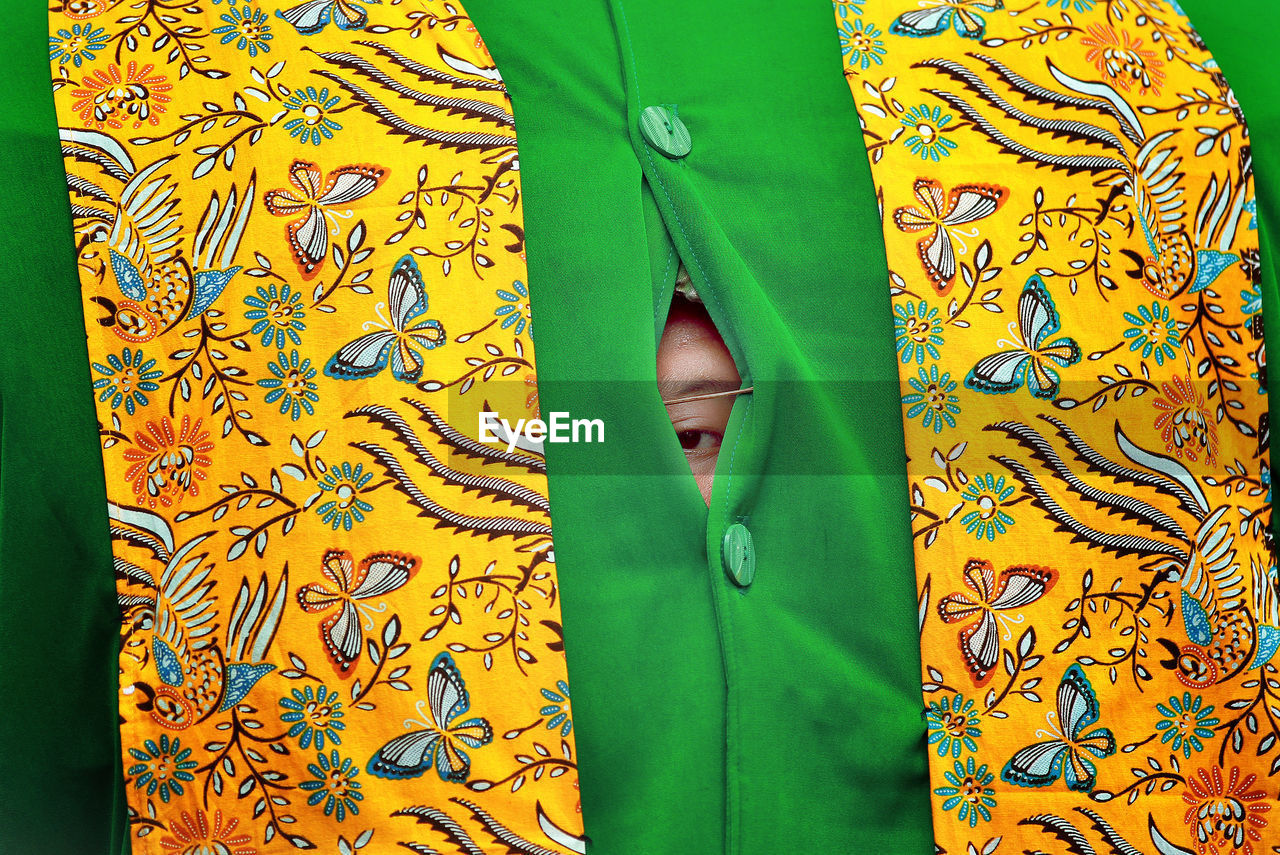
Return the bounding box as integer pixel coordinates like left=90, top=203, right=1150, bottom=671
left=0, top=5, right=126, bottom=854
left=470, top=1, right=933, bottom=851
left=3, top=2, right=1280, bottom=854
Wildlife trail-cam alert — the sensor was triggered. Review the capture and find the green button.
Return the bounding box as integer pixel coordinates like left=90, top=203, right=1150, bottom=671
left=721, top=523, right=755, bottom=587
left=639, top=105, right=692, bottom=159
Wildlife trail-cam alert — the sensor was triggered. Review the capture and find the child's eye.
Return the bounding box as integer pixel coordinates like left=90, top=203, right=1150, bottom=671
left=677, top=430, right=723, bottom=452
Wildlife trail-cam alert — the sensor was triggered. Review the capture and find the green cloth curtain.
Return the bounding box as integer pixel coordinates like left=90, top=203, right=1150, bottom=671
left=2, top=1, right=1278, bottom=852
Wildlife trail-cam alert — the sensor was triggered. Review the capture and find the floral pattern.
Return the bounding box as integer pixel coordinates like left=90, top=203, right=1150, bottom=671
left=121, top=415, right=214, bottom=508
left=894, top=299, right=945, bottom=364
left=313, top=461, right=375, bottom=531
left=934, top=757, right=996, bottom=828
left=244, top=283, right=307, bottom=348
left=299, top=750, right=362, bottom=821
left=127, top=734, right=198, bottom=804
left=1153, top=373, right=1219, bottom=464
left=1123, top=301, right=1182, bottom=365
left=925, top=693, right=982, bottom=757
left=49, top=3, right=581, bottom=852
left=158, top=809, right=256, bottom=855
left=212, top=6, right=273, bottom=57
left=69, top=61, right=172, bottom=129
left=279, top=685, right=346, bottom=749
left=841, top=2, right=1272, bottom=853
left=37, top=0, right=1278, bottom=852
left=957, top=474, right=1015, bottom=542
left=839, top=18, right=887, bottom=72
left=92, top=347, right=163, bottom=414
left=1155, top=693, right=1219, bottom=758
left=49, top=23, right=109, bottom=67
left=258, top=349, right=319, bottom=420
left=900, top=103, right=958, bottom=161
left=281, top=86, right=343, bottom=146
left=1181, top=767, right=1271, bottom=855
left=540, top=681, right=573, bottom=738
left=903, top=364, right=960, bottom=433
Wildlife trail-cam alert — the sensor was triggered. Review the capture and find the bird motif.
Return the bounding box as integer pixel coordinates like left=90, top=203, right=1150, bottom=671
left=109, top=502, right=287, bottom=729
left=987, top=416, right=1277, bottom=687
left=920, top=54, right=1247, bottom=298
left=60, top=129, right=255, bottom=341
left=1157, top=506, right=1255, bottom=688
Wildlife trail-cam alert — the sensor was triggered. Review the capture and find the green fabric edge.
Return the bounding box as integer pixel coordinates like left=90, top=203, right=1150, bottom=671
left=0, top=5, right=126, bottom=854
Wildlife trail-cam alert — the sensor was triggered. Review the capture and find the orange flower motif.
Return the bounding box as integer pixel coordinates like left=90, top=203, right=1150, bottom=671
left=70, top=62, right=173, bottom=129
left=1153, top=374, right=1218, bottom=466
left=122, top=416, right=214, bottom=508
left=524, top=372, right=541, bottom=418
left=1080, top=24, right=1165, bottom=96
left=63, top=0, right=114, bottom=19
left=159, top=808, right=256, bottom=855
left=1181, top=766, right=1271, bottom=855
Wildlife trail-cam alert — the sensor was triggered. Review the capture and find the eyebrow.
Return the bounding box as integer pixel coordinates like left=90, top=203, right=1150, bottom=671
left=658, top=376, right=743, bottom=403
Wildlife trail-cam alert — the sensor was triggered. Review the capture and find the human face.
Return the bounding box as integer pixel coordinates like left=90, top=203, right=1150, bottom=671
left=657, top=297, right=741, bottom=505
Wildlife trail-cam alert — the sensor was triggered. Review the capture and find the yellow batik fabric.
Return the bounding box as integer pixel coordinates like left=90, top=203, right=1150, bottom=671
left=48, top=2, right=584, bottom=853
left=839, top=1, right=1277, bottom=852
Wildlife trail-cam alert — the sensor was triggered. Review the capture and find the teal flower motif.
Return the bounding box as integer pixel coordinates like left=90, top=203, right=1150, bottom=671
left=49, top=23, right=109, bottom=67
left=934, top=757, right=996, bottom=827
left=315, top=461, right=375, bottom=531
left=1122, top=301, right=1181, bottom=365
left=279, top=685, right=346, bottom=750
left=894, top=300, right=944, bottom=365
left=212, top=6, right=273, bottom=57
left=901, top=104, right=958, bottom=161
left=282, top=86, right=343, bottom=145
left=833, top=0, right=866, bottom=19
left=925, top=694, right=982, bottom=758
left=244, top=283, right=306, bottom=348
left=92, top=347, right=162, bottom=415
left=1245, top=197, right=1258, bottom=230
left=127, top=734, right=197, bottom=803
left=959, top=474, right=1016, bottom=541
left=299, top=750, right=362, bottom=821
left=903, top=365, right=960, bottom=434
left=838, top=19, right=886, bottom=72
left=495, top=280, right=531, bottom=335
left=1047, top=0, right=1095, bottom=10
left=1154, top=693, right=1219, bottom=758
left=540, top=680, right=572, bottom=737
left=258, top=349, right=319, bottom=420
left=1241, top=280, right=1263, bottom=318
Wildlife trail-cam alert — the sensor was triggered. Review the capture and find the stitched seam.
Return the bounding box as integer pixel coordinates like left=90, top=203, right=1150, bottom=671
left=617, top=3, right=744, bottom=518
left=721, top=398, right=751, bottom=521
left=615, top=6, right=742, bottom=854
left=654, top=242, right=676, bottom=325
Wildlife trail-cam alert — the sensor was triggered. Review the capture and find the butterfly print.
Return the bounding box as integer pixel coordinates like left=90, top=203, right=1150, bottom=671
left=324, top=255, right=446, bottom=383
left=276, top=0, right=377, bottom=36
left=937, top=558, right=1057, bottom=687
left=964, top=274, right=1081, bottom=400
left=297, top=548, right=420, bottom=674
left=892, top=178, right=1007, bottom=295
left=1001, top=665, right=1116, bottom=792
left=263, top=159, right=388, bottom=280
left=891, top=0, right=1006, bottom=42
left=367, top=652, right=493, bottom=782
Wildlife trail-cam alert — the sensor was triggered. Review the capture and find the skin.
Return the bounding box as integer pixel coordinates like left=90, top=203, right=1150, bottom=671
left=657, top=295, right=741, bottom=504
